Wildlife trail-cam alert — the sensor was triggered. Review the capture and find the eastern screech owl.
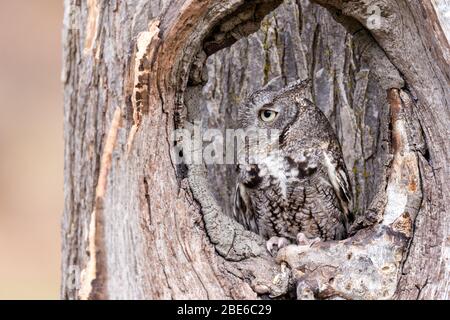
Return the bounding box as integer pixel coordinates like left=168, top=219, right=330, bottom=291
left=234, top=79, right=352, bottom=253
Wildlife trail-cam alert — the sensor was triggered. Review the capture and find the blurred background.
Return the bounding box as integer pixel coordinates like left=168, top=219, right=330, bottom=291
left=0, top=1, right=63, bottom=299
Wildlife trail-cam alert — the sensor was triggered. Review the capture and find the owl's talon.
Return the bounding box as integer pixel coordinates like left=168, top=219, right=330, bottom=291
left=296, top=233, right=320, bottom=247
left=266, top=236, right=291, bottom=256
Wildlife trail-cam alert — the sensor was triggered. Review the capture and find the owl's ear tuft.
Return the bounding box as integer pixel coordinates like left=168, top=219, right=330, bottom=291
left=261, top=76, right=283, bottom=92
left=279, top=78, right=311, bottom=104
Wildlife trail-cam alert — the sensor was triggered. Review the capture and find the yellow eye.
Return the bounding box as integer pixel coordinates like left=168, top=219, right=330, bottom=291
left=259, top=109, right=278, bottom=122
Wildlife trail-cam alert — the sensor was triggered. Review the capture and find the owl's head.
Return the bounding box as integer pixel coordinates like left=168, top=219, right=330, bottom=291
left=237, top=79, right=311, bottom=133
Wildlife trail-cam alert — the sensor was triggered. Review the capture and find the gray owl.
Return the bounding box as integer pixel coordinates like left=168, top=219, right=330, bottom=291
left=234, top=79, right=352, bottom=254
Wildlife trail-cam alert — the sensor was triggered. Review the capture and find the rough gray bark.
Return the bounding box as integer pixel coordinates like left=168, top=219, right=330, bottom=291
left=62, top=0, right=449, bottom=300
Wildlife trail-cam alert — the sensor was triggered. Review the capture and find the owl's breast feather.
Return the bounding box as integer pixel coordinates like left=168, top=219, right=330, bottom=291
left=251, top=152, right=318, bottom=199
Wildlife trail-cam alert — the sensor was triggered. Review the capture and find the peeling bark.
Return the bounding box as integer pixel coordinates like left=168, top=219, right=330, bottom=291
left=62, top=0, right=449, bottom=300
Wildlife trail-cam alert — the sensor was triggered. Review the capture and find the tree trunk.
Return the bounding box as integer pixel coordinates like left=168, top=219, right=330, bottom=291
left=61, top=0, right=449, bottom=300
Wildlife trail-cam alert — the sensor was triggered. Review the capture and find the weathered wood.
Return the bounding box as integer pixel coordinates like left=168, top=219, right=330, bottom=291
left=62, top=0, right=449, bottom=300
left=309, top=0, right=450, bottom=300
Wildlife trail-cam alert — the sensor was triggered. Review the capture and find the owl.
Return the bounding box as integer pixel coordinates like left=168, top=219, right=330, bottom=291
left=234, top=79, right=352, bottom=254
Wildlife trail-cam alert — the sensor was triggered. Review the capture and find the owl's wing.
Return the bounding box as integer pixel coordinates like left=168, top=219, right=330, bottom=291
left=234, top=183, right=259, bottom=234
left=323, top=152, right=352, bottom=217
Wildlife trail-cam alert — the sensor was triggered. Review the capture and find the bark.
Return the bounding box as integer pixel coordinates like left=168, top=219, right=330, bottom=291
left=62, top=0, right=449, bottom=300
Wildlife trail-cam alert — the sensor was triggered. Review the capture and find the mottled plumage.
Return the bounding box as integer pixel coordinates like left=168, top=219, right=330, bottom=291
left=234, top=80, right=352, bottom=248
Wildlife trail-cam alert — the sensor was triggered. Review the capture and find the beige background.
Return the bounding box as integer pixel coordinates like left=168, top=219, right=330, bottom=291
left=0, top=1, right=63, bottom=299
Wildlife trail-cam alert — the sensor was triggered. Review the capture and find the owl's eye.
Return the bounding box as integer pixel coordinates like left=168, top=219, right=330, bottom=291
left=259, top=109, right=278, bottom=122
